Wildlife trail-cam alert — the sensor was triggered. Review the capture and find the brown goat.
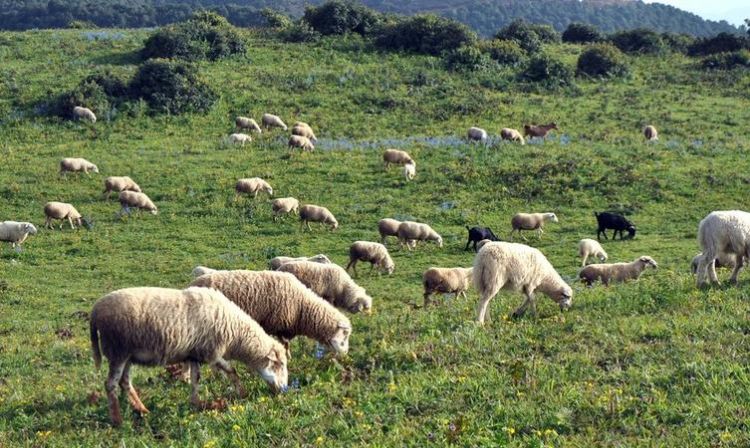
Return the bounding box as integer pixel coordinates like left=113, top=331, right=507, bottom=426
left=523, top=122, right=558, bottom=138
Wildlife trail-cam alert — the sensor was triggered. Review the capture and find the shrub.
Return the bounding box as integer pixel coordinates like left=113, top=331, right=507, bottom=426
left=562, top=23, right=603, bottom=44
left=302, top=0, right=381, bottom=36
left=51, top=70, right=129, bottom=119
left=480, top=39, right=526, bottom=66
left=129, top=59, right=217, bottom=114
left=278, top=21, right=321, bottom=43
left=688, top=32, right=749, bottom=56
left=520, top=53, right=574, bottom=88
left=529, top=23, right=560, bottom=44
left=374, top=14, right=476, bottom=56
left=701, top=50, right=750, bottom=70
left=443, top=45, right=491, bottom=72
left=494, top=19, right=542, bottom=53
left=260, top=8, right=292, bottom=29
left=576, top=43, right=629, bottom=78
left=661, top=32, right=695, bottom=54
left=67, top=20, right=96, bottom=29
left=609, top=29, right=664, bottom=55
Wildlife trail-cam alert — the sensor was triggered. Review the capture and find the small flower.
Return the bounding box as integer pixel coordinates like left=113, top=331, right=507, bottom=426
left=502, top=426, right=515, bottom=436
left=203, top=440, right=217, bottom=448
left=354, top=411, right=364, bottom=418
left=55, top=385, right=65, bottom=392
left=36, top=431, right=52, bottom=438
left=720, top=431, right=732, bottom=443
left=544, top=429, right=558, bottom=438
left=387, top=383, right=397, bottom=393
left=259, top=396, right=268, bottom=403
left=315, top=436, right=325, bottom=445
left=229, top=404, right=245, bottom=413
left=456, top=375, right=467, bottom=384
left=342, top=397, right=355, bottom=407
left=232, top=425, right=241, bottom=432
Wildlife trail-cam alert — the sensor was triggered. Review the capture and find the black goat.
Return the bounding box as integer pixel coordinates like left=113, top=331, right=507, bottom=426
left=595, top=212, right=636, bottom=240
left=465, top=226, right=500, bottom=251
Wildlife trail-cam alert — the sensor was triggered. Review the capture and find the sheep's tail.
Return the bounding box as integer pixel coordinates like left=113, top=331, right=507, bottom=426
left=90, top=318, right=102, bottom=370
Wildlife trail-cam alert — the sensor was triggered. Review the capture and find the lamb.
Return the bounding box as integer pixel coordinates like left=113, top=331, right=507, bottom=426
left=229, top=133, right=252, bottom=146
left=397, top=221, right=443, bottom=250
left=190, top=270, right=352, bottom=356
left=467, top=127, right=488, bottom=143
left=60, top=157, right=98, bottom=175
left=278, top=261, right=373, bottom=313
left=690, top=252, right=742, bottom=275
left=0, top=221, right=37, bottom=251
left=578, top=238, right=608, bottom=267
left=44, top=202, right=82, bottom=230
left=695, top=210, right=750, bottom=287
left=288, top=135, right=315, bottom=151
left=579, top=256, right=658, bottom=287
left=346, top=241, right=395, bottom=276
left=271, top=197, right=300, bottom=220
left=382, top=149, right=414, bottom=169
left=235, top=178, right=273, bottom=199
left=291, top=123, right=317, bottom=142
left=510, top=212, right=558, bottom=240
left=523, top=122, right=558, bottom=138
left=474, top=241, right=572, bottom=324
left=269, top=254, right=332, bottom=270
left=300, top=204, right=338, bottom=231
left=595, top=212, right=636, bottom=240
left=236, top=116, right=262, bottom=133
left=403, top=162, right=416, bottom=181
left=644, top=125, right=658, bottom=141
left=500, top=128, right=525, bottom=145
left=378, top=218, right=402, bottom=244
left=465, top=226, right=500, bottom=252
left=73, top=106, right=96, bottom=123
left=102, top=176, right=141, bottom=199
left=119, top=191, right=157, bottom=215
left=262, top=113, right=288, bottom=130
left=90, top=286, right=288, bottom=427
left=192, top=266, right=218, bottom=278
left=422, top=267, right=473, bottom=306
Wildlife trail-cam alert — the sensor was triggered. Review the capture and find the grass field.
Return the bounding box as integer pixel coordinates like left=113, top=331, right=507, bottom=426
left=1, top=28, right=750, bottom=446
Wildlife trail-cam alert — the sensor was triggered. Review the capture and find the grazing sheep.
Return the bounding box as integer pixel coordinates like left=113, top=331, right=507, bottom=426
left=510, top=212, right=558, bottom=240
left=579, top=256, right=658, bottom=287
left=262, top=113, right=288, bottom=130
left=278, top=261, right=372, bottom=313
left=523, top=122, right=558, bottom=138
left=382, top=149, right=414, bottom=169
left=235, top=178, right=273, bottom=199
left=190, top=270, right=352, bottom=356
left=271, top=197, right=300, bottom=220
left=423, top=267, right=473, bottom=306
left=90, top=286, right=288, bottom=427
left=300, top=205, right=338, bottom=231
left=119, top=191, right=157, bottom=215
left=60, top=157, right=98, bottom=175
left=578, top=238, right=608, bottom=266
left=403, top=162, right=416, bottom=181
left=465, top=226, right=500, bottom=252
left=474, top=242, right=572, bottom=324
left=291, top=123, right=317, bottom=142
left=191, top=266, right=218, bottom=278
left=467, top=127, right=488, bottom=143
left=644, top=125, right=658, bottom=141
left=690, top=252, right=742, bottom=275
left=236, top=116, right=262, bottom=133
left=269, top=254, right=332, bottom=270
left=73, top=106, right=96, bottom=123
left=397, top=221, right=443, bottom=250
left=0, top=221, right=37, bottom=251
left=378, top=218, right=402, bottom=244
left=102, top=176, right=141, bottom=199
left=44, top=202, right=82, bottom=230
left=695, top=210, right=750, bottom=287
left=346, top=241, right=394, bottom=276
left=595, top=212, right=636, bottom=240
left=500, top=128, right=525, bottom=145
left=229, top=133, right=252, bottom=146
left=288, top=135, right=315, bottom=151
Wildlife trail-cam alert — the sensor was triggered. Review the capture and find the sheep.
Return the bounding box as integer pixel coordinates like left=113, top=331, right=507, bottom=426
left=288, top=135, right=315, bottom=151
left=690, top=252, right=742, bottom=275
left=291, top=123, right=317, bottom=142
left=90, top=286, right=288, bottom=427
left=378, top=218, right=402, bottom=244
left=397, top=221, right=443, bottom=250
left=262, top=113, right=288, bottom=130
left=403, top=162, right=416, bottom=181
left=271, top=197, right=299, bottom=220
left=595, top=212, right=636, bottom=240
left=644, top=125, right=658, bottom=141
left=382, top=149, right=414, bottom=169
left=0, top=221, right=37, bottom=252
left=300, top=204, right=338, bottom=231
left=102, top=176, right=141, bottom=199
left=44, top=202, right=82, bottom=230
left=269, top=254, right=332, bottom=270
left=229, top=133, right=252, bottom=146
left=510, top=213, right=558, bottom=240
left=475, top=239, right=492, bottom=251
left=73, top=106, right=96, bottom=123
left=119, top=191, right=157, bottom=216
left=474, top=241, right=572, bottom=324
left=465, top=226, right=500, bottom=252
left=500, top=128, right=525, bottom=145
left=467, top=127, right=488, bottom=143
left=236, top=116, right=262, bottom=133
left=60, top=157, right=98, bottom=175
left=578, top=238, right=608, bottom=267
left=579, top=256, right=658, bottom=287
left=278, top=261, right=372, bottom=314
left=235, top=178, right=273, bottom=199
left=190, top=270, right=352, bottom=357
left=192, top=266, right=218, bottom=278
left=423, top=267, right=473, bottom=306
left=523, top=122, right=558, bottom=138
left=695, top=210, right=750, bottom=287
left=346, top=241, right=394, bottom=276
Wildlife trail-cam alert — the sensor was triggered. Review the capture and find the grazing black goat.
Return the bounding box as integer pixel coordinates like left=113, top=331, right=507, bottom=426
left=465, top=226, right=500, bottom=251
left=595, top=212, right=636, bottom=240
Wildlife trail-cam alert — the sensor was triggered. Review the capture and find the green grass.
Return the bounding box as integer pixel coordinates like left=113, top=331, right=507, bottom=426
left=1, top=28, right=750, bottom=447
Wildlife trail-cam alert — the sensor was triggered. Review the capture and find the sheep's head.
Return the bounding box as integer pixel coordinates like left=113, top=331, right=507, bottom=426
left=149, top=207, right=158, bottom=215
left=638, top=256, right=658, bottom=269
left=598, top=252, right=608, bottom=262
left=74, top=216, right=83, bottom=227
left=553, top=284, right=573, bottom=310
left=435, top=235, right=443, bottom=248
left=23, top=223, right=38, bottom=235
left=256, top=345, right=288, bottom=394
left=330, top=219, right=339, bottom=230
left=384, top=260, right=395, bottom=275
left=91, top=165, right=99, bottom=173
left=328, top=322, right=351, bottom=356
left=311, top=254, right=331, bottom=264
left=546, top=213, right=559, bottom=223
left=626, top=226, right=637, bottom=239
left=350, top=291, right=373, bottom=314
left=267, top=187, right=274, bottom=196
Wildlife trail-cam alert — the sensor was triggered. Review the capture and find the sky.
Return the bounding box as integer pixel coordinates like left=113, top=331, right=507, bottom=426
left=645, top=1, right=748, bottom=26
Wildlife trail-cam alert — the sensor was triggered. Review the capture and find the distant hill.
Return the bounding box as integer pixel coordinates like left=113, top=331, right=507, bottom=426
left=0, top=0, right=743, bottom=36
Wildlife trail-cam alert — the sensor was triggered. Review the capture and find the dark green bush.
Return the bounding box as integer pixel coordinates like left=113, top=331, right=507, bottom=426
left=278, top=21, right=321, bottom=43
left=701, top=50, right=750, bottom=70
left=374, top=14, right=476, bottom=56
left=480, top=39, right=526, bottom=66
left=495, top=19, right=542, bottom=53
left=443, top=45, right=491, bottom=72
left=302, top=0, right=381, bottom=36
left=520, top=53, right=574, bottom=88
left=688, top=32, right=749, bottom=56
left=660, top=32, right=695, bottom=54
left=52, top=70, right=130, bottom=119
left=562, top=23, right=603, bottom=44
left=528, top=23, right=560, bottom=44
left=576, top=43, right=629, bottom=78
left=260, top=8, right=292, bottom=29
left=129, top=59, right=217, bottom=114
left=609, top=29, right=664, bottom=54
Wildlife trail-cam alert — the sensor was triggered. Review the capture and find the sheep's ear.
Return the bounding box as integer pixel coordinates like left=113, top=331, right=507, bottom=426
left=266, top=348, right=280, bottom=363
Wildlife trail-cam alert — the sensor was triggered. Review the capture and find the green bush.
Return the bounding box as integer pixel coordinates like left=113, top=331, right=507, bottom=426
left=528, top=23, right=560, bottom=44
left=51, top=70, right=130, bottom=119
left=660, top=32, right=695, bottom=54
left=688, top=32, right=749, bottom=56
left=562, top=23, right=603, bottom=44
left=520, top=53, right=574, bottom=88
left=374, top=14, right=476, bottom=56
left=576, top=43, right=629, bottom=78
left=701, top=50, right=750, bottom=70
left=443, top=45, right=491, bottom=72
left=260, top=8, right=292, bottom=29
left=609, top=29, right=664, bottom=54
left=480, top=39, right=526, bottom=66
left=302, top=0, right=381, bottom=36
left=495, top=19, right=558, bottom=53
left=278, top=21, right=321, bottom=43
left=129, top=59, right=217, bottom=114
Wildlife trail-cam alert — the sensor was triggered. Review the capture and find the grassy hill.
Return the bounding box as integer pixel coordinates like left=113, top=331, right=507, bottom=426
left=1, top=28, right=750, bottom=446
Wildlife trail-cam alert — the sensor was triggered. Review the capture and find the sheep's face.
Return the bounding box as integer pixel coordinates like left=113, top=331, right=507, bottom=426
left=626, top=226, right=637, bottom=238
left=149, top=208, right=158, bottom=215
left=547, top=213, right=559, bottom=223
left=74, top=217, right=83, bottom=227
left=266, top=187, right=274, bottom=196
left=312, top=254, right=331, bottom=264
left=257, top=346, right=288, bottom=394
left=639, top=256, right=658, bottom=269
left=384, top=262, right=395, bottom=275
left=91, top=165, right=99, bottom=173
left=553, top=285, right=573, bottom=310
left=598, top=253, right=608, bottom=262
left=330, top=221, right=339, bottom=230
left=436, top=236, right=443, bottom=248
left=328, top=324, right=351, bottom=356
left=23, top=223, right=38, bottom=235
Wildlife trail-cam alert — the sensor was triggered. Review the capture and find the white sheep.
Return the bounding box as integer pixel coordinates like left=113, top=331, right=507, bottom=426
left=229, top=133, right=252, bottom=146
left=118, top=191, right=157, bottom=215
left=288, top=135, right=315, bottom=151
left=467, top=127, right=488, bottom=143
left=291, top=123, right=317, bottom=142
left=262, top=113, right=288, bottom=130
left=695, top=210, right=750, bottom=286
left=644, top=125, right=658, bottom=141
left=510, top=212, right=558, bottom=240
left=579, top=256, right=658, bottom=286
left=474, top=241, right=572, bottom=324
left=278, top=261, right=373, bottom=314
left=403, top=162, right=416, bottom=181
left=300, top=205, right=338, bottom=231
left=102, top=176, right=141, bottom=199
left=397, top=221, right=442, bottom=250
left=90, top=286, right=288, bottom=427
left=346, top=241, right=394, bottom=275
left=236, top=116, right=262, bottom=133
left=73, top=106, right=96, bottom=123
left=269, top=254, right=332, bottom=270
left=422, top=267, right=473, bottom=306
left=382, top=149, right=414, bottom=169
left=500, top=128, right=525, bottom=145
left=271, top=197, right=300, bottom=220
left=44, top=202, right=82, bottom=230
left=235, top=178, right=273, bottom=199
left=578, top=238, right=608, bottom=267
left=60, top=157, right=98, bottom=175
left=0, top=221, right=37, bottom=252
left=378, top=218, right=402, bottom=244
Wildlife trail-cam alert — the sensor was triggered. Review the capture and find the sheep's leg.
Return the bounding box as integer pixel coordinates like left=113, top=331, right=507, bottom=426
left=105, top=358, right=127, bottom=427
left=729, top=255, right=743, bottom=284
left=213, top=358, right=246, bottom=398
left=345, top=259, right=355, bottom=273
left=520, top=230, right=528, bottom=242
left=465, top=238, right=472, bottom=251
left=44, top=216, right=52, bottom=229
left=537, top=228, right=543, bottom=239
left=476, top=293, right=495, bottom=324
left=707, top=257, right=720, bottom=284
left=581, top=254, right=588, bottom=267
left=119, top=360, right=149, bottom=414
left=68, top=216, right=75, bottom=230
left=423, top=291, right=432, bottom=307
left=189, top=360, right=205, bottom=409
left=512, top=291, right=533, bottom=318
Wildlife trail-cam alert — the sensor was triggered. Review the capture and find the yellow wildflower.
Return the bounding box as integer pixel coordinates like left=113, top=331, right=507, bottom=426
left=503, top=427, right=515, bottom=436
left=315, top=436, right=325, bottom=445
left=387, top=383, right=397, bottom=393
left=203, top=440, right=217, bottom=448
left=232, top=425, right=241, bottom=432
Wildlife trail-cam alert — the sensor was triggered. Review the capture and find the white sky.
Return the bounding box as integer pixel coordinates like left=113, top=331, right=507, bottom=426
left=645, top=1, right=748, bottom=26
